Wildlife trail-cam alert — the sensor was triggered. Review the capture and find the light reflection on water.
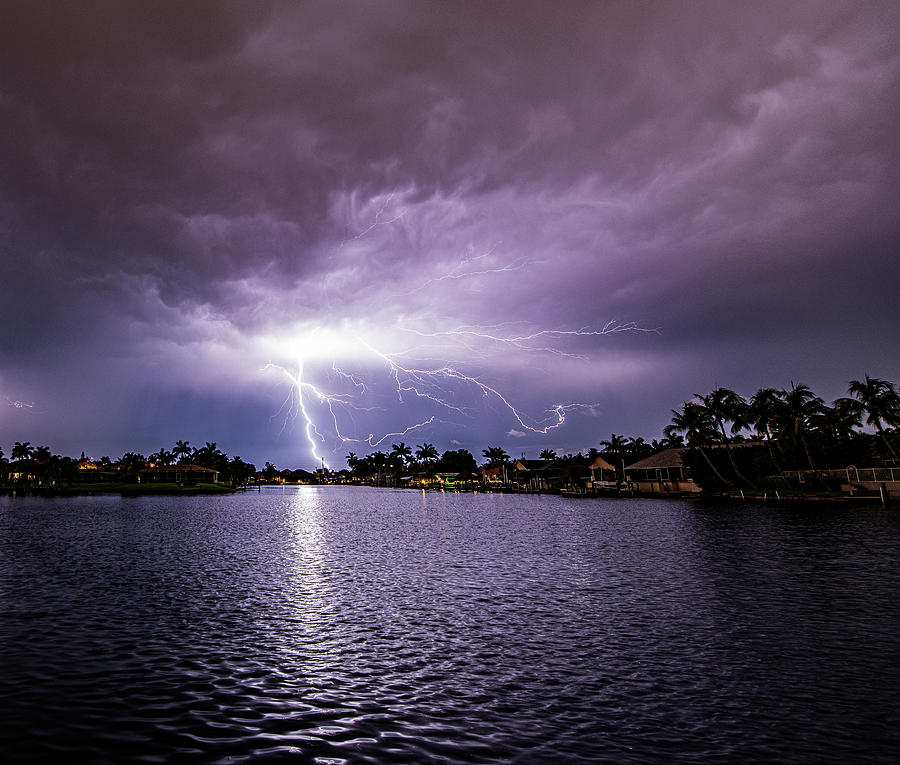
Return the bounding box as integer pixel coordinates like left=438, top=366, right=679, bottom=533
left=1, top=487, right=899, bottom=763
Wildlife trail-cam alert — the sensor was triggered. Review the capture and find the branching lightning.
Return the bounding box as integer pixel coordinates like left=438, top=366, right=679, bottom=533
left=341, top=192, right=407, bottom=246
left=262, top=318, right=647, bottom=466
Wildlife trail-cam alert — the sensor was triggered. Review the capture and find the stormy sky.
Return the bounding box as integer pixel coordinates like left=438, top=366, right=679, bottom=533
left=1, top=1, right=898, bottom=469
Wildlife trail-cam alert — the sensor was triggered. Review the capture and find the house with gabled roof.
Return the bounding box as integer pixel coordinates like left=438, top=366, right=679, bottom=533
left=624, top=448, right=701, bottom=495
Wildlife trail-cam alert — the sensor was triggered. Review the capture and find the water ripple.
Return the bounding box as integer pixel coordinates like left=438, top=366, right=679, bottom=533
left=2, top=489, right=900, bottom=763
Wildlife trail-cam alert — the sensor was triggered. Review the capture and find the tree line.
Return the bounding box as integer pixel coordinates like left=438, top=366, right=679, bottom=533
left=1, top=440, right=257, bottom=486
left=341, top=375, right=900, bottom=489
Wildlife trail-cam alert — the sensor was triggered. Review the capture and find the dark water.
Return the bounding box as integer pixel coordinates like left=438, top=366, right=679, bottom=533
left=2, top=488, right=899, bottom=763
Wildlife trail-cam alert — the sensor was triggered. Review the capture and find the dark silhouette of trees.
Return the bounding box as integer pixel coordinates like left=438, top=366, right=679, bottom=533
left=436, top=449, right=477, bottom=474
left=415, top=443, right=439, bottom=465
left=666, top=402, right=731, bottom=486
left=697, top=388, right=755, bottom=487
left=11, top=442, right=33, bottom=461
left=173, top=440, right=192, bottom=463
left=776, top=383, right=826, bottom=470
left=482, top=446, right=510, bottom=466
left=849, top=375, right=900, bottom=461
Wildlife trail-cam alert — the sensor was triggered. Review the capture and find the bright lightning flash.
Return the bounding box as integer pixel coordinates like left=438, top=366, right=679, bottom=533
left=263, top=320, right=648, bottom=467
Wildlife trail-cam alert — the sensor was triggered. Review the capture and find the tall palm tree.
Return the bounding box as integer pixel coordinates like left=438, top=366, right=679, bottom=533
left=173, top=440, right=192, bottom=463
left=600, top=433, right=629, bottom=483
left=193, top=442, right=224, bottom=469
left=849, top=375, right=900, bottom=461
left=32, top=445, right=52, bottom=462
left=666, top=402, right=731, bottom=485
left=149, top=448, right=175, bottom=466
left=539, top=449, right=557, bottom=460
left=346, top=452, right=359, bottom=473
left=697, top=388, right=755, bottom=487
left=777, top=382, right=826, bottom=469
left=749, top=387, right=786, bottom=471
left=482, top=446, right=510, bottom=466
left=814, top=398, right=864, bottom=444
left=415, top=443, right=439, bottom=465
left=11, top=441, right=33, bottom=461
left=390, top=442, right=413, bottom=471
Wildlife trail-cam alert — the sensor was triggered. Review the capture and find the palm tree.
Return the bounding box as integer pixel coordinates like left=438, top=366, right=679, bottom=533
left=814, top=398, right=863, bottom=445
left=149, top=448, right=175, bottom=466
left=849, top=375, right=900, bottom=461
left=539, top=449, right=557, bottom=460
left=697, top=388, right=754, bottom=487
left=32, top=445, right=52, bottom=462
left=193, top=442, right=224, bottom=469
left=173, top=440, right=192, bottom=463
left=346, top=452, right=359, bottom=473
left=116, top=452, right=147, bottom=475
left=777, top=382, right=826, bottom=469
left=482, top=446, right=510, bottom=466
left=390, top=442, right=413, bottom=473
left=600, top=434, right=629, bottom=483
left=666, top=402, right=730, bottom=485
left=748, top=387, right=788, bottom=471
left=415, top=443, right=439, bottom=464
left=11, top=441, right=33, bottom=461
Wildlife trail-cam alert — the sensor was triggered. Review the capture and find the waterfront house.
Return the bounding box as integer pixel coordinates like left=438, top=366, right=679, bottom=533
left=624, top=448, right=701, bottom=495
left=512, top=459, right=556, bottom=490
left=479, top=465, right=504, bottom=487
left=434, top=472, right=473, bottom=490
left=139, top=464, right=219, bottom=485
left=4, top=459, right=47, bottom=486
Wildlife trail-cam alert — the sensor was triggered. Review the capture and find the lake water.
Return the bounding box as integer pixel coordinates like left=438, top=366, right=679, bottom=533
left=2, top=487, right=899, bottom=763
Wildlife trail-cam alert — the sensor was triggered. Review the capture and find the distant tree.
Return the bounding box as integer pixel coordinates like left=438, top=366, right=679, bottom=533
left=32, top=445, right=52, bottom=462
left=390, top=442, right=413, bottom=472
left=748, top=387, right=787, bottom=471
left=482, top=446, right=510, bottom=466
left=697, top=388, right=754, bottom=487
left=11, top=442, right=33, bottom=461
left=814, top=398, right=863, bottom=445
left=226, top=456, right=256, bottom=485
left=436, top=449, right=477, bottom=474
left=415, top=443, right=439, bottom=465
left=116, top=452, right=148, bottom=475
left=371, top=452, right=389, bottom=484
left=539, top=449, right=557, bottom=460
left=600, top=434, right=629, bottom=482
left=776, top=383, right=826, bottom=470
left=173, top=440, right=192, bottom=462
left=263, top=461, right=278, bottom=481
left=849, top=375, right=900, bottom=461
left=149, top=448, right=175, bottom=466
left=346, top=452, right=359, bottom=473
left=626, top=437, right=653, bottom=460
left=666, top=402, right=730, bottom=485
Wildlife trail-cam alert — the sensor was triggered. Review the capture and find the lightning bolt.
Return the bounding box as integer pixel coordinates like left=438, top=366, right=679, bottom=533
left=341, top=191, right=407, bottom=246
left=263, top=316, right=652, bottom=466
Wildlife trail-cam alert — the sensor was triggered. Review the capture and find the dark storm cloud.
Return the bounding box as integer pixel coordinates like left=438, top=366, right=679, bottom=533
left=1, top=1, right=898, bottom=464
